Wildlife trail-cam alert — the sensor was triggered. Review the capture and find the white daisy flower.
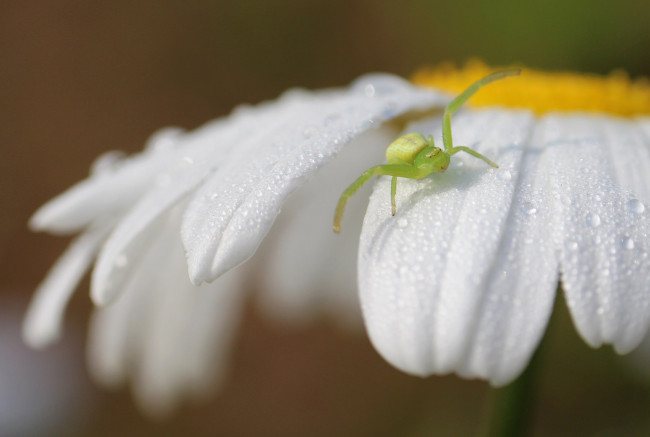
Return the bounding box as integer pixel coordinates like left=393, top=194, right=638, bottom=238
left=23, top=61, right=650, bottom=415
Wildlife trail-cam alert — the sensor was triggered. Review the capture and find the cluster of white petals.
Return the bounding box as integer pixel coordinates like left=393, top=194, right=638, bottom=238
left=23, top=73, right=650, bottom=414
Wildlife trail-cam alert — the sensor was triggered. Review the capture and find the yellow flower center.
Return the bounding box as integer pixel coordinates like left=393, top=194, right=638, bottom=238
left=412, top=60, right=650, bottom=117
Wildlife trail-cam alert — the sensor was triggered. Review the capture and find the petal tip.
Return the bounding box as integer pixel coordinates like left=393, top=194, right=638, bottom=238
left=21, top=319, right=59, bottom=350
left=28, top=207, right=52, bottom=232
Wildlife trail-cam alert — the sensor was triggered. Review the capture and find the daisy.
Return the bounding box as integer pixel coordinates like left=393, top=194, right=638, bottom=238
left=23, top=61, right=650, bottom=417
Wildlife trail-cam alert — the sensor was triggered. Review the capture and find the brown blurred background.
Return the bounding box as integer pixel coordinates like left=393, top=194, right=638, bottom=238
left=2, top=1, right=650, bottom=436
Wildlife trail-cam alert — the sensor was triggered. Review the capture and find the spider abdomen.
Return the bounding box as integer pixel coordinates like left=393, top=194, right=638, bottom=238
left=385, top=132, right=429, bottom=163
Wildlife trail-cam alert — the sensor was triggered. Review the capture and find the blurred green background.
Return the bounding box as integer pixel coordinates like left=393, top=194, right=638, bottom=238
left=2, top=1, right=650, bottom=436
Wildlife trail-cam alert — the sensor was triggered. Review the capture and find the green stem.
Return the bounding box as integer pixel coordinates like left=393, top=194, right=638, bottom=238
left=482, top=346, right=543, bottom=437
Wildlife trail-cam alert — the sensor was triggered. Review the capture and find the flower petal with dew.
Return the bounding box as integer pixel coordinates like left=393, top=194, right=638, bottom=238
left=361, top=62, right=650, bottom=385
left=23, top=62, right=650, bottom=413
left=23, top=74, right=447, bottom=413
left=255, top=125, right=402, bottom=328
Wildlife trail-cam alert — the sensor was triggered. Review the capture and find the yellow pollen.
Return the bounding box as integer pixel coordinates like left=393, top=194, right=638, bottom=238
left=412, top=59, right=650, bottom=117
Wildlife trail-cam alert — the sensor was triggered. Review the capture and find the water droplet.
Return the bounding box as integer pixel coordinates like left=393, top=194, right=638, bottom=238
left=303, top=127, right=318, bottom=138
left=382, top=102, right=399, bottom=118
left=360, top=117, right=376, bottom=130
left=397, top=218, right=409, bottom=228
left=622, top=237, right=635, bottom=250
left=91, top=150, right=126, bottom=175
left=586, top=212, right=601, bottom=228
left=561, top=195, right=572, bottom=206
left=182, top=156, right=194, bottom=165
left=145, top=127, right=184, bottom=153
left=627, top=198, right=645, bottom=215
left=596, top=307, right=605, bottom=315
left=323, top=114, right=340, bottom=127
left=567, top=241, right=579, bottom=251
left=522, top=201, right=537, bottom=215
left=115, top=254, right=128, bottom=268
left=498, top=170, right=512, bottom=181
left=364, top=84, right=376, bottom=97
left=593, top=194, right=602, bottom=202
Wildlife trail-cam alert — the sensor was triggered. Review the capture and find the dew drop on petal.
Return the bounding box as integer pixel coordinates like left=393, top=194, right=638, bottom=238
left=323, top=114, right=340, bottom=127
left=303, top=127, right=318, bottom=138
left=397, top=218, right=409, bottom=228
left=364, top=84, right=376, bottom=97
left=145, top=127, right=184, bottom=153
left=622, top=236, right=635, bottom=250
left=382, top=102, right=399, bottom=118
left=522, top=201, right=537, bottom=215
left=586, top=212, right=601, bottom=228
left=627, top=198, right=645, bottom=215
left=360, top=117, right=376, bottom=130
left=498, top=170, right=512, bottom=181
left=90, top=150, right=127, bottom=175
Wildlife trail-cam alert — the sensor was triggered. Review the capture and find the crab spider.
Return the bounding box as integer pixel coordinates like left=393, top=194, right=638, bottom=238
left=333, top=69, right=521, bottom=233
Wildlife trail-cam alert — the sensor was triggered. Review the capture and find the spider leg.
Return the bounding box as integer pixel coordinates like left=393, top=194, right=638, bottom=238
left=333, top=164, right=430, bottom=232
left=391, top=176, right=397, bottom=216
left=386, top=157, right=410, bottom=216
left=449, top=146, right=499, bottom=168
left=441, top=69, right=520, bottom=152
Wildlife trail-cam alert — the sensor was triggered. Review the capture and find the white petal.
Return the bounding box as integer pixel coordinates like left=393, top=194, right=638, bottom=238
left=544, top=114, right=650, bottom=353
left=86, top=266, right=143, bottom=388
left=130, top=224, right=246, bottom=416
left=89, top=103, right=278, bottom=305
left=628, top=117, right=650, bottom=202
left=22, top=220, right=112, bottom=348
left=179, top=267, right=247, bottom=401
left=87, top=207, right=246, bottom=415
left=87, top=217, right=172, bottom=388
left=29, top=128, right=184, bottom=234
left=182, top=75, right=447, bottom=285
left=359, top=109, right=559, bottom=385
left=256, top=126, right=399, bottom=326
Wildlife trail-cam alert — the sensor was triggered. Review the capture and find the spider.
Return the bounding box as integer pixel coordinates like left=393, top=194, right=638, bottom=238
left=333, top=69, right=520, bottom=233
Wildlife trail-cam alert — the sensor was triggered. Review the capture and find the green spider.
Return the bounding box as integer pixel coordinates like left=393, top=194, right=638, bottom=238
left=333, top=69, right=521, bottom=233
